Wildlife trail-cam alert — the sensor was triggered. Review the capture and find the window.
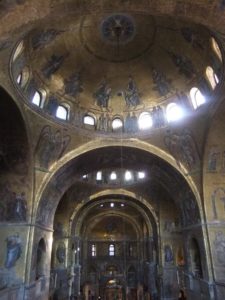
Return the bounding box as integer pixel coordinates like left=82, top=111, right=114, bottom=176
left=56, top=105, right=68, bottom=120
left=190, top=87, right=205, bottom=110
left=109, top=244, right=115, bottom=256
left=32, top=91, right=42, bottom=107
left=112, top=118, right=123, bottom=130
left=138, top=112, right=153, bottom=130
left=138, top=171, right=145, bottom=179
left=110, top=171, right=117, bottom=180
left=13, top=40, right=24, bottom=62
left=211, top=37, right=222, bottom=62
left=91, top=244, right=96, bottom=257
left=84, top=114, right=95, bottom=126
left=96, top=171, right=102, bottom=181
left=190, top=238, right=203, bottom=278
left=206, top=66, right=219, bottom=90
left=16, top=67, right=29, bottom=88
left=16, top=73, right=22, bottom=85
left=125, top=170, right=132, bottom=181
left=166, top=102, right=183, bottom=122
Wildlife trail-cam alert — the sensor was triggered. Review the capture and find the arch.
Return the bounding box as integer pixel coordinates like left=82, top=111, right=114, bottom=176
left=138, top=111, right=153, bottom=130
left=190, top=87, right=205, bottom=110
left=12, top=40, right=24, bottom=62
left=56, top=104, right=69, bottom=120
left=127, top=265, right=137, bottom=287
left=189, top=237, right=203, bottom=278
left=16, top=66, right=30, bottom=88
left=166, top=102, right=183, bottom=122
left=84, top=113, right=96, bottom=126
left=34, top=144, right=202, bottom=235
left=36, top=238, right=47, bottom=279
left=211, top=37, right=223, bottom=62
left=206, top=66, right=219, bottom=90
left=112, top=117, right=123, bottom=131
left=31, top=89, right=46, bottom=108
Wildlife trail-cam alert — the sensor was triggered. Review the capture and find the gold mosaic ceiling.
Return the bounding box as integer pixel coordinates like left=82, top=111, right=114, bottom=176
left=17, top=13, right=218, bottom=114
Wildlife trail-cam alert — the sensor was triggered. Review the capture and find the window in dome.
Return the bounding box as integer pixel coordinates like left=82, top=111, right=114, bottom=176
left=211, top=37, right=222, bottom=62
left=125, top=170, right=132, bottom=181
left=56, top=105, right=69, bottom=120
left=206, top=66, right=219, bottom=90
left=91, top=244, right=96, bottom=257
left=16, top=67, right=29, bottom=88
left=13, top=40, right=24, bottom=62
left=32, top=91, right=42, bottom=107
left=138, top=171, right=145, bottom=179
left=109, top=244, right=115, bottom=256
left=16, top=73, right=22, bottom=85
left=84, top=114, right=95, bottom=126
left=166, top=103, right=183, bottom=122
left=112, top=118, right=123, bottom=130
left=96, top=171, right=102, bottom=181
left=138, top=112, right=153, bottom=130
left=190, top=87, right=206, bottom=110
left=110, top=171, right=117, bottom=180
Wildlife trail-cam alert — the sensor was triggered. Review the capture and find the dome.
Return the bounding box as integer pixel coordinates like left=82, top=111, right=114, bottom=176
left=11, top=13, right=223, bottom=133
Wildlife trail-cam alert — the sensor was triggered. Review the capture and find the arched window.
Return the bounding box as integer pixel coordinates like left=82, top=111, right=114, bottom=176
left=16, top=73, right=22, bottom=85
left=96, top=171, right=102, bottom=181
left=16, top=67, right=29, bottom=88
left=127, top=266, right=136, bottom=287
left=13, top=40, right=24, bottom=62
left=84, top=114, right=95, bottom=126
left=211, top=37, right=222, bottom=62
left=206, top=66, right=219, bottom=90
left=91, top=244, right=96, bottom=257
left=138, top=112, right=153, bottom=130
left=32, top=91, right=42, bottom=107
left=110, top=171, right=117, bottom=180
left=190, top=238, right=203, bottom=278
left=109, top=244, right=115, bottom=256
left=125, top=170, right=133, bottom=181
left=190, top=87, right=205, bottom=110
left=36, top=238, right=46, bottom=279
left=112, top=118, right=123, bottom=131
left=56, top=105, right=69, bottom=120
left=166, top=102, right=183, bottom=122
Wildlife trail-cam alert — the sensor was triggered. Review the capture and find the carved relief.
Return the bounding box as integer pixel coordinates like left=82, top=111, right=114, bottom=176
left=0, top=39, right=12, bottom=51
left=5, top=234, right=22, bottom=269
left=164, top=245, right=173, bottom=264
left=64, top=72, right=83, bottom=98
left=93, top=78, right=111, bottom=109
left=181, top=27, right=205, bottom=50
left=164, top=128, right=200, bottom=173
left=207, top=146, right=220, bottom=172
left=42, top=53, right=68, bottom=79
left=211, top=188, right=225, bottom=220
left=123, top=76, right=140, bottom=107
left=214, top=231, right=225, bottom=265
left=56, top=242, right=66, bottom=264
left=35, top=126, right=70, bottom=169
left=180, top=189, right=200, bottom=226
left=0, top=184, right=27, bottom=222
left=152, top=68, right=171, bottom=96
left=168, top=51, right=195, bottom=79
left=32, top=29, right=64, bottom=50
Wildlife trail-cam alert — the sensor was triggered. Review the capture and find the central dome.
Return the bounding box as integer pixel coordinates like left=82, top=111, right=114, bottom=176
left=80, top=13, right=155, bottom=62
left=11, top=12, right=222, bottom=130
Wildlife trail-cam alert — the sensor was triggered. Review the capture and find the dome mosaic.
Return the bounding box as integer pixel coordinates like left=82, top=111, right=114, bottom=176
left=11, top=12, right=223, bottom=134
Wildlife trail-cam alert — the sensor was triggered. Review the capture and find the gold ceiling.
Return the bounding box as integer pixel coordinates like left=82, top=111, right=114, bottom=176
left=12, top=13, right=219, bottom=115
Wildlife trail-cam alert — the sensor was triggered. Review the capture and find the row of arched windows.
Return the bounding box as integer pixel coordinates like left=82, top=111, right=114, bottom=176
left=13, top=37, right=222, bottom=130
